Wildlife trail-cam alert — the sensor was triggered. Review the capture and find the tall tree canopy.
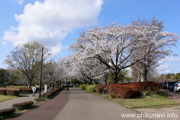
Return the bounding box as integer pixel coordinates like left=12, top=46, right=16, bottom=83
left=131, top=18, right=178, bottom=81
left=70, top=22, right=178, bottom=83
left=5, top=42, right=50, bottom=88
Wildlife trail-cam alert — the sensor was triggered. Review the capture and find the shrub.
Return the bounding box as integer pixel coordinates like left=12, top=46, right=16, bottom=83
left=0, top=107, right=16, bottom=119
left=20, top=88, right=32, bottom=93
left=12, top=101, right=33, bottom=110
left=140, top=81, right=161, bottom=93
left=41, top=87, right=61, bottom=98
left=79, top=85, right=96, bottom=93
left=0, top=88, right=6, bottom=95
left=107, top=81, right=161, bottom=99
left=79, top=85, right=86, bottom=90
left=86, top=85, right=96, bottom=93
left=6, top=88, right=20, bottom=96
left=34, top=97, right=47, bottom=102
left=94, top=85, right=107, bottom=94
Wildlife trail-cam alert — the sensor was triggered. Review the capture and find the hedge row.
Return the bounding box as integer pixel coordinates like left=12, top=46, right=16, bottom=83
left=20, top=88, right=39, bottom=93
left=79, top=85, right=96, bottom=93
left=0, top=87, right=41, bottom=95
left=0, top=88, right=20, bottom=96
left=95, top=81, right=161, bottom=99
left=0, top=88, right=6, bottom=95
left=36, top=86, right=62, bottom=100
left=0, top=108, right=16, bottom=119
left=12, top=101, right=33, bottom=110
left=20, top=88, right=32, bottom=93
left=0, top=101, right=34, bottom=119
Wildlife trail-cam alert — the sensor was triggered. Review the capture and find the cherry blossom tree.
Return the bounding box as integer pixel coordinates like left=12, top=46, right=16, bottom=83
left=64, top=52, right=108, bottom=84
left=70, top=23, right=178, bottom=83
left=131, top=18, right=178, bottom=81
left=42, top=59, right=68, bottom=89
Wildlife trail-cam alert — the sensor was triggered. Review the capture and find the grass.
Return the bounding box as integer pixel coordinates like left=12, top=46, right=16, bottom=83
left=101, top=92, right=180, bottom=109
left=0, top=95, right=18, bottom=103
left=123, top=93, right=179, bottom=108
left=79, top=85, right=180, bottom=109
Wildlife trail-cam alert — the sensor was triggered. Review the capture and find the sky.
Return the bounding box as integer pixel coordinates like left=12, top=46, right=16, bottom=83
left=0, top=0, right=180, bottom=74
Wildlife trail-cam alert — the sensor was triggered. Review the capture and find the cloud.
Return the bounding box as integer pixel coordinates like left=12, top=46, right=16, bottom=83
left=2, top=41, right=6, bottom=46
left=15, top=0, right=24, bottom=5
left=157, top=64, right=169, bottom=70
left=165, top=56, right=180, bottom=62
left=4, top=0, right=103, bottom=56
left=156, top=56, right=180, bottom=74
left=157, top=69, right=171, bottom=74
left=50, top=43, right=62, bottom=57
left=157, top=60, right=171, bottom=74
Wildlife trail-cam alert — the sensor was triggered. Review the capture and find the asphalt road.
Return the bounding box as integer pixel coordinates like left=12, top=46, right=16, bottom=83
left=9, top=90, right=69, bottom=120
left=8, top=88, right=145, bottom=120
left=54, top=88, right=144, bottom=120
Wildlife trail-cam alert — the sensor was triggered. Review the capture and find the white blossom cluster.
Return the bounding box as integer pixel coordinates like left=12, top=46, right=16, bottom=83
left=65, top=22, right=178, bottom=83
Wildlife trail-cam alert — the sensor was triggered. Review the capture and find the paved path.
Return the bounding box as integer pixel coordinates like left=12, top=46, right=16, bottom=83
left=9, top=90, right=69, bottom=120
left=0, top=94, right=38, bottom=109
left=54, top=88, right=144, bottom=120
left=8, top=88, right=145, bottom=120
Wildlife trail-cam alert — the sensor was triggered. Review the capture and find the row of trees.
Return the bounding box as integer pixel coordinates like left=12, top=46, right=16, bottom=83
left=65, top=18, right=178, bottom=84
left=156, top=73, right=180, bottom=82
left=3, top=42, right=68, bottom=88
left=1, top=18, right=178, bottom=86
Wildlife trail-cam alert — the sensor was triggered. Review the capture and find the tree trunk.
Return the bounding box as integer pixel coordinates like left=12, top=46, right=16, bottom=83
left=112, top=71, right=119, bottom=84
left=143, top=68, right=148, bottom=82
left=53, top=79, right=55, bottom=91
left=27, top=78, right=33, bottom=88
left=104, top=73, right=109, bottom=85
left=27, top=79, right=30, bottom=88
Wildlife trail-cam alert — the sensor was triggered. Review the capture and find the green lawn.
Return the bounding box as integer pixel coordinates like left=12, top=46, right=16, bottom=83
left=0, top=95, right=18, bottom=103
left=109, top=93, right=179, bottom=108
left=79, top=85, right=180, bottom=109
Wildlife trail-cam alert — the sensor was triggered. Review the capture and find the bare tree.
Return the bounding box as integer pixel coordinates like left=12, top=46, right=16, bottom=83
left=5, top=42, right=50, bottom=88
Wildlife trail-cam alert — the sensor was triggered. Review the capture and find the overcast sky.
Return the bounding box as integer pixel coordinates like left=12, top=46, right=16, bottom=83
left=0, top=0, right=180, bottom=74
